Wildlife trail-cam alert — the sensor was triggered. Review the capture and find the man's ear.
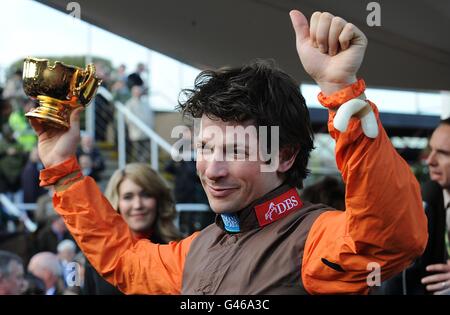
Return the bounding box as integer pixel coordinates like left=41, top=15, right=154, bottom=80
left=277, top=146, right=299, bottom=173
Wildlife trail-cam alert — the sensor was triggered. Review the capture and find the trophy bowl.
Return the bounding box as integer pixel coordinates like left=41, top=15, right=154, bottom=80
left=23, top=57, right=102, bottom=129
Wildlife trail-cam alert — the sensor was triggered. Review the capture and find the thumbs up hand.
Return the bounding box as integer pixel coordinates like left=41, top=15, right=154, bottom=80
left=290, top=10, right=377, bottom=138
left=289, top=10, right=367, bottom=96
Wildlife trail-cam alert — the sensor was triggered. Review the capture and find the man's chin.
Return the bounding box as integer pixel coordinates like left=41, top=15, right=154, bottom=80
left=431, top=177, right=446, bottom=187
left=439, top=181, right=450, bottom=190
left=208, top=200, right=237, bottom=214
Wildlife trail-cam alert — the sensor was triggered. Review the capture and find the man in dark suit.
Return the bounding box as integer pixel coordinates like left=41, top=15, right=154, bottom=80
left=420, top=118, right=450, bottom=295
left=379, top=118, right=450, bottom=295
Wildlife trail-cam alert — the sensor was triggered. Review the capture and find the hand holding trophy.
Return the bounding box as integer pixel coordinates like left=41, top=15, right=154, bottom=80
left=24, top=57, right=101, bottom=169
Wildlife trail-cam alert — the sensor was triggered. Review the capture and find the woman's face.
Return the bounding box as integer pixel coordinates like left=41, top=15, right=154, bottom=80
left=118, top=178, right=157, bottom=234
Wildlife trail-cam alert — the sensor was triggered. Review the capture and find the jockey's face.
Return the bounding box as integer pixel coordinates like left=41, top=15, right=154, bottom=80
left=196, top=115, right=283, bottom=214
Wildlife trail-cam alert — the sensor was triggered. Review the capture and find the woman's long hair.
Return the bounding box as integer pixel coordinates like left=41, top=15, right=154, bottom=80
left=104, top=163, right=181, bottom=243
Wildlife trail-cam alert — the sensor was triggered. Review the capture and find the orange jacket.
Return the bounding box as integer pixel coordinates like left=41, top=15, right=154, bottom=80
left=48, top=80, right=427, bottom=294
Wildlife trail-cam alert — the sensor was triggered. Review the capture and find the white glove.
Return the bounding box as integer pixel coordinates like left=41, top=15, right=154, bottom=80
left=333, top=98, right=379, bottom=138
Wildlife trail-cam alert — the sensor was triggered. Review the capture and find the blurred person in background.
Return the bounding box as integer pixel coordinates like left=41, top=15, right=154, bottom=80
left=83, top=163, right=181, bottom=294
left=380, top=118, right=450, bottom=295
left=8, top=99, right=37, bottom=152
left=164, top=126, right=207, bottom=204
left=34, top=187, right=55, bottom=228
left=33, top=212, right=73, bottom=254
left=21, top=146, right=46, bottom=207
left=0, top=97, right=13, bottom=136
left=76, top=132, right=105, bottom=181
left=77, top=154, right=95, bottom=178
left=22, top=273, right=45, bottom=295
left=111, top=64, right=130, bottom=103
left=0, top=127, right=27, bottom=195
left=28, top=251, right=64, bottom=295
left=420, top=118, right=450, bottom=295
left=2, top=70, right=26, bottom=110
left=301, top=176, right=345, bottom=210
left=0, top=250, right=25, bottom=295
left=111, top=64, right=127, bottom=83
left=127, top=62, right=146, bottom=92
left=125, top=86, right=154, bottom=163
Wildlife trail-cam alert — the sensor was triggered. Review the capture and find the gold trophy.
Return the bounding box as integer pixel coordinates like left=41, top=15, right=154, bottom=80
left=23, top=57, right=102, bottom=129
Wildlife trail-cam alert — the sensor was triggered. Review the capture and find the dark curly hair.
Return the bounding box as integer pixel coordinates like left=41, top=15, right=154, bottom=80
left=178, top=59, right=314, bottom=188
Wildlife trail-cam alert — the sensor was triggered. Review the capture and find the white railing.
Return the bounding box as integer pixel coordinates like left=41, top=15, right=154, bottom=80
left=85, top=87, right=179, bottom=171
left=115, top=101, right=177, bottom=171
left=0, top=194, right=37, bottom=232
left=175, top=203, right=210, bottom=212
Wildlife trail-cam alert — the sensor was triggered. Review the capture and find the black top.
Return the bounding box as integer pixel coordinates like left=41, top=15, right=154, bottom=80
left=378, top=180, right=447, bottom=295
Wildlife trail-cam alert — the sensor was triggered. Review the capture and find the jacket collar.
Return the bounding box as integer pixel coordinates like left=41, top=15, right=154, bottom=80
left=215, top=184, right=303, bottom=233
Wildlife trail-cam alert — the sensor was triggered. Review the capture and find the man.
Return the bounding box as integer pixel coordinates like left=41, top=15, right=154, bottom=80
left=0, top=250, right=25, bottom=295
left=127, top=63, right=146, bottom=91
left=420, top=118, right=450, bottom=294
left=379, top=118, right=450, bottom=295
left=28, top=252, right=63, bottom=295
left=124, top=85, right=154, bottom=163
left=34, top=212, right=73, bottom=254
left=30, top=10, right=427, bottom=294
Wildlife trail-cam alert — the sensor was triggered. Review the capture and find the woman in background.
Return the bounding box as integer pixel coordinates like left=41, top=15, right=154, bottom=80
left=83, top=163, right=181, bottom=295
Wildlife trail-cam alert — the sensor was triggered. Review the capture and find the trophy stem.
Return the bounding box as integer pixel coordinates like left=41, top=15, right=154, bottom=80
left=25, top=96, right=73, bottom=129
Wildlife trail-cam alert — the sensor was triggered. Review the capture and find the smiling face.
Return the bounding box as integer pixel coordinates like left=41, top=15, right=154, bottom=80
left=426, top=124, right=450, bottom=190
left=118, top=178, right=158, bottom=234
left=196, top=115, right=288, bottom=214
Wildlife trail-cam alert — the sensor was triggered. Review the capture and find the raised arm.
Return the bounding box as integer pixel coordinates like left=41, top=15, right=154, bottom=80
left=30, top=109, right=197, bottom=295
left=289, top=10, right=428, bottom=294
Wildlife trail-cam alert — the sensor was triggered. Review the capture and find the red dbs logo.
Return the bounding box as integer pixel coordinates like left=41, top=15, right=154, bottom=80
left=255, top=188, right=303, bottom=227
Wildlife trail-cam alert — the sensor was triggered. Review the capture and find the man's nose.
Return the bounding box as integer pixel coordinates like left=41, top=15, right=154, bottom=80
left=426, top=151, right=437, bottom=166
left=205, top=159, right=228, bottom=181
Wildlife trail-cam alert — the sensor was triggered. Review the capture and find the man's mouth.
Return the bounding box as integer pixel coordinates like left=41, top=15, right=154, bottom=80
left=429, top=169, right=442, bottom=177
left=206, top=185, right=238, bottom=198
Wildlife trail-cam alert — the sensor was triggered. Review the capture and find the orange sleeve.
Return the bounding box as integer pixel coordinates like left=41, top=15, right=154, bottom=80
left=53, top=176, right=199, bottom=294
left=302, top=80, right=428, bottom=294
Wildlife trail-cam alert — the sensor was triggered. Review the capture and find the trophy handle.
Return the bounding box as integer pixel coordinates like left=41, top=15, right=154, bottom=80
left=76, top=64, right=96, bottom=92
